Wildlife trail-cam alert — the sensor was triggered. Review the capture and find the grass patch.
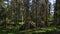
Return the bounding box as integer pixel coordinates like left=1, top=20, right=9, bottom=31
left=20, top=27, right=60, bottom=34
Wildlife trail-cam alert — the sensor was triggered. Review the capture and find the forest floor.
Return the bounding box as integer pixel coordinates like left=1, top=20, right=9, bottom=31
left=0, top=26, right=60, bottom=34
left=0, top=22, right=60, bottom=34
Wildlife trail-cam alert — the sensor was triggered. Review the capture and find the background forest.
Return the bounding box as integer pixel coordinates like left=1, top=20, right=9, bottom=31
left=0, top=0, right=60, bottom=34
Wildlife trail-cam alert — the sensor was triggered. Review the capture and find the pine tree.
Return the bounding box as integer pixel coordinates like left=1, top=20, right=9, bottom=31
left=54, top=0, right=60, bottom=26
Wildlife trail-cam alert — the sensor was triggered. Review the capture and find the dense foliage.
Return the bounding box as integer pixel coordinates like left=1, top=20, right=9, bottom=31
left=0, top=0, right=60, bottom=34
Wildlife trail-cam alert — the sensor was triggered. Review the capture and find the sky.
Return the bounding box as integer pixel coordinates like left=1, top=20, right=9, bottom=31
left=29, top=0, right=56, bottom=12
left=4, top=0, right=56, bottom=5
left=49, top=0, right=56, bottom=5
left=49, top=0, right=56, bottom=12
left=4, top=0, right=56, bottom=12
left=4, top=0, right=11, bottom=4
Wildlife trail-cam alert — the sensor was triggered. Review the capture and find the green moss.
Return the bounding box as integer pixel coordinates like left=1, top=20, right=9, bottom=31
left=19, top=22, right=24, bottom=25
